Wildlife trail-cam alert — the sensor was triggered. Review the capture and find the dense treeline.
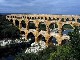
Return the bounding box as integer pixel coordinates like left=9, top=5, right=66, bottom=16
left=0, top=15, right=20, bottom=40
left=15, top=26, right=80, bottom=60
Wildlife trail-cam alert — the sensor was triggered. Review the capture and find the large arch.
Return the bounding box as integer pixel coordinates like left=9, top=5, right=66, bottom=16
left=28, top=21, right=36, bottom=29
left=77, top=18, right=80, bottom=23
left=10, top=19, right=13, bottom=23
left=37, top=34, right=46, bottom=42
left=61, top=39, right=68, bottom=45
left=21, top=31, right=25, bottom=35
left=62, top=24, right=73, bottom=30
left=66, top=18, right=69, bottom=21
left=61, top=18, right=64, bottom=22
left=49, top=23, right=58, bottom=29
left=62, top=24, right=73, bottom=35
left=38, top=22, right=46, bottom=31
left=21, top=20, right=26, bottom=28
left=72, top=17, right=75, bottom=21
left=48, top=36, right=58, bottom=45
left=27, top=32, right=35, bottom=44
left=15, top=20, right=19, bottom=27
left=49, top=17, right=52, bottom=20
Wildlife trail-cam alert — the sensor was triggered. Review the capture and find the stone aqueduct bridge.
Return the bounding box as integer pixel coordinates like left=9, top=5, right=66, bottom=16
left=6, top=14, right=80, bottom=46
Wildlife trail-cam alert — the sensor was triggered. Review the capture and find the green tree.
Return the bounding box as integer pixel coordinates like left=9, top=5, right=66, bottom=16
left=0, top=15, right=20, bottom=40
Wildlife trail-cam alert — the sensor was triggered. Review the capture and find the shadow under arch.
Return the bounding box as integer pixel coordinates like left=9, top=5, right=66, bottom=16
left=61, top=39, right=68, bottom=45
left=27, top=32, right=35, bottom=44
left=48, top=36, right=58, bottom=45
left=21, top=31, right=25, bottom=35
left=21, top=20, right=26, bottom=28
left=28, top=21, right=36, bottom=29
left=62, top=24, right=73, bottom=30
left=10, top=19, right=13, bottom=23
left=15, top=20, right=19, bottom=27
left=62, top=24, right=74, bottom=35
left=38, top=22, right=46, bottom=31
left=49, top=23, right=58, bottom=30
left=37, top=34, right=46, bottom=42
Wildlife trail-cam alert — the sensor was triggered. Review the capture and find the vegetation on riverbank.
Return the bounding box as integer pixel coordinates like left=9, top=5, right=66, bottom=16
left=15, top=26, right=80, bottom=60
left=0, top=15, right=20, bottom=40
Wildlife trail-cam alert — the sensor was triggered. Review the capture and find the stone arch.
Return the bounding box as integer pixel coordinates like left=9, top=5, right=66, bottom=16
left=32, top=17, right=35, bottom=20
left=48, top=36, right=58, bottom=45
left=45, top=17, right=47, bottom=20
left=38, top=22, right=46, bottom=31
left=61, top=39, right=68, bottom=45
left=49, top=17, right=51, bottom=20
left=10, top=19, right=13, bottom=23
left=61, top=18, right=64, bottom=22
left=72, top=17, right=75, bottom=21
left=28, top=21, right=36, bottom=29
left=57, top=18, right=59, bottom=20
left=15, top=20, right=19, bottom=27
left=27, top=32, right=35, bottom=43
left=38, top=17, right=40, bottom=19
left=53, top=18, right=56, bottom=20
left=49, top=23, right=58, bottom=30
left=27, top=17, right=30, bottom=19
left=66, top=18, right=69, bottom=21
left=41, top=17, right=43, bottom=19
left=30, top=17, right=31, bottom=19
left=21, top=20, right=26, bottom=28
left=35, top=17, right=36, bottom=19
left=37, top=34, right=46, bottom=42
left=62, top=24, right=73, bottom=30
left=21, top=31, right=25, bottom=35
left=77, top=18, right=80, bottom=23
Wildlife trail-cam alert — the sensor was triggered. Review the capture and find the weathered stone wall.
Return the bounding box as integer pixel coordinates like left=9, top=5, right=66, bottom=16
left=6, top=14, right=80, bottom=46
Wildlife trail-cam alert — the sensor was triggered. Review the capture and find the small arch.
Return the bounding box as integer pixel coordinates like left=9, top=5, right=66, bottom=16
left=66, top=18, right=69, bottom=21
left=37, top=34, right=46, bottom=42
left=77, top=18, right=80, bottom=23
left=32, top=17, right=35, bottom=20
left=45, top=17, right=47, bottom=20
left=61, top=39, right=68, bottom=45
left=53, top=18, right=56, bottom=20
left=49, top=17, right=51, bottom=20
left=15, top=20, right=19, bottom=27
left=72, top=17, right=75, bottom=21
left=21, top=31, right=25, bottom=35
left=38, top=22, right=46, bottom=31
left=61, top=18, right=64, bottom=22
left=38, top=17, right=40, bottom=19
left=27, top=17, right=30, bottom=19
left=27, top=32, right=35, bottom=44
left=41, top=17, right=43, bottom=20
left=13, top=16, right=14, bottom=18
left=30, top=17, right=31, bottom=19
left=57, top=18, right=59, bottom=20
left=49, top=23, right=58, bottom=29
left=21, top=20, right=26, bottom=28
left=10, top=19, right=13, bottom=23
left=48, top=36, right=58, bottom=45
left=35, top=17, right=36, bottom=19
left=62, top=24, right=73, bottom=30
left=28, top=22, right=36, bottom=29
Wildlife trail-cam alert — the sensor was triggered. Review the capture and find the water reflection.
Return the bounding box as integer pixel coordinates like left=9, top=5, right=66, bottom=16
left=62, top=29, right=73, bottom=35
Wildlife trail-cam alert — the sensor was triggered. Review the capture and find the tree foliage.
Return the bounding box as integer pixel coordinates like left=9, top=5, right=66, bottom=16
left=0, top=15, right=20, bottom=40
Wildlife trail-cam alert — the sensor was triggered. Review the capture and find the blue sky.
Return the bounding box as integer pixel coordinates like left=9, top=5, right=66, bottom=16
left=0, top=0, right=80, bottom=14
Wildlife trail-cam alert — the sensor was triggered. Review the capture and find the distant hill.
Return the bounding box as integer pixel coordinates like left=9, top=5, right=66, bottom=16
left=0, top=13, right=32, bottom=15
